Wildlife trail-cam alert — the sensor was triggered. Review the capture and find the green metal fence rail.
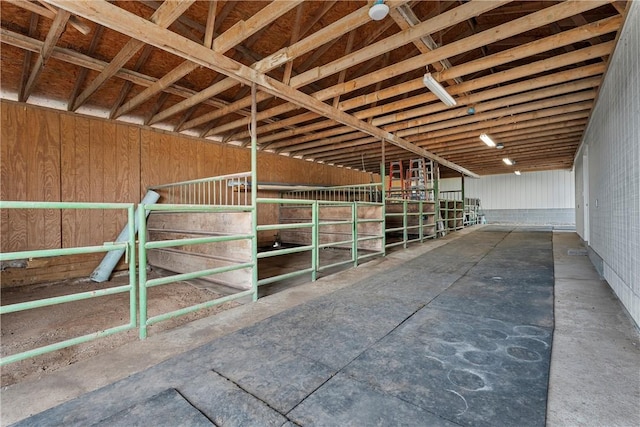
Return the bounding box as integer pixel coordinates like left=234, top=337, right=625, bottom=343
left=0, top=201, right=136, bottom=366
left=278, top=183, right=385, bottom=271
left=137, top=203, right=256, bottom=339
left=280, top=183, right=383, bottom=203
left=257, top=183, right=385, bottom=285
left=256, top=198, right=318, bottom=286
left=385, top=198, right=438, bottom=250
left=149, top=172, right=252, bottom=206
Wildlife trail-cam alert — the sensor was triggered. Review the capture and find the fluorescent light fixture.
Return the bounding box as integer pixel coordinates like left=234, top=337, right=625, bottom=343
left=369, top=0, right=389, bottom=20
left=514, top=170, right=521, bottom=175
left=503, top=158, right=514, bottom=166
left=423, top=73, right=457, bottom=107
left=479, top=133, right=496, bottom=147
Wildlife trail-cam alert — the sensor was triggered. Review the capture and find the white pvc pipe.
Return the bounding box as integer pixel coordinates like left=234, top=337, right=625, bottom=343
left=90, top=190, right=160, bottom=282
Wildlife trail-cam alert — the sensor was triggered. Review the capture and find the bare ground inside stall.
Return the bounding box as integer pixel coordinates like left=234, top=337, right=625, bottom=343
left=1, top=272, right=240, bottom=387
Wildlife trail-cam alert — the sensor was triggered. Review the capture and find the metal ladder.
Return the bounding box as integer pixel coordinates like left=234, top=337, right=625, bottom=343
left=387, top=160, right=405, bottom=198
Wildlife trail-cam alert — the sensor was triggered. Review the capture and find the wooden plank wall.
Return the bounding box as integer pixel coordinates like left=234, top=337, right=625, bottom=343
left=60, top=115, right=140, bottom=247
left=1, top=100, right=379, bottom=284
left=1, top=103, right=61, bottom=252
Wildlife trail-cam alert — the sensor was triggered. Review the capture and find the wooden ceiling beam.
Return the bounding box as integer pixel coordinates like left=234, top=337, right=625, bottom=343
left=289, top=1, right=510, bottom=90
left=339, top=15, right=619, bottom=115
left=311, top=109, right=592, bottom=162
left=49, top=0, right=480, bottom=177
left=70, top=0, right=195, bottom=111
left=205, top=1, right=615, bottom=139
left=176, top=2, right=400, bottom=131
left=435, top=133, right=584, bottom=157
left=268, top=58, right=604, bottom=152
left=390, top=83, right=599, bottom=137
left=290, top=51, right=603, bottom=150
left=67, top=25, right=103, bottom=110
left=270, top=88, right=596, bottom=156
left=405, top=101, right=593, bottom=143
left=423, top=125, right=587, bottom=154
left=456, top=149, right=579, bottom=167
left=407, top=109, right=591, bottom=145
left=326, top=129, right=585, bottom=166
left=239, top=17, right=621, bottom=145
left=205, top=0, right=510, bottom=136
left=287, top=133, right=375, bottom=156
left=115, top=0, right=302, bottom=119
left=300, top=125, right=585, bottom=161
left=18, top=12, right=39, bottom=102
left=22, top=8, right=70, bottom=100
left=108, top=45, right=153, bottom=118
left=6, top=0, right=90, bottom=34
left=0, top=28, right=250, bottom=115
left=390, top=2, right=461, bottom=85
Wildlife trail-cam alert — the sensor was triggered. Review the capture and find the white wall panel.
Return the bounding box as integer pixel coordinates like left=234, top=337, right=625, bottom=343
left=576, top=1, right=640, bottom=327
left=463, top=170, right=575, bottom=209
left=439, top=177, right=462, bottom=192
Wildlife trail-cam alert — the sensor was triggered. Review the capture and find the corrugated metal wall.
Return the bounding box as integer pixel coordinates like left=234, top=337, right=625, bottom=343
left=574, top=1, right=640, bottom=327
left=463, top=170, right=575, bottom=209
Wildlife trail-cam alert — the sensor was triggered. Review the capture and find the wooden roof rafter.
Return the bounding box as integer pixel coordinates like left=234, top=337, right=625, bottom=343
left=200, top=0, right=613, bottom=145
left=113, top=0, right=304, bottom=120
left=154, top=1, right=403, bottom=131
left=45, top=0, right=479, bottom=177
left=5, top=0, right=90, bottom=34
left=22, top=7, right=70, bottom=100
left=201, top=0, right=511, bottom=138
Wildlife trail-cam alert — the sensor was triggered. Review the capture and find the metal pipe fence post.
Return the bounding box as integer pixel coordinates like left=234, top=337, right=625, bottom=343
left=311, top=201, right=318, bottom=281
left=250, top=82, right=259, bottom=302
left=127, top=205, right=136, bottom=329
left=403, top=200, right=408, bottom=249
left=381, top=162, right=386, bottom=255
left=138, top=204, right=149, bottom=339
left=419, top=201, right=424, bottom=243
left=352, top=202, right=358, bottom=267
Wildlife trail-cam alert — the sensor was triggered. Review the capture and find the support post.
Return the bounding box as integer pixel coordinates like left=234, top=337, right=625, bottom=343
left=251, top=82, right=258, bottom=301
left=381, top=139, right=386, bottom=254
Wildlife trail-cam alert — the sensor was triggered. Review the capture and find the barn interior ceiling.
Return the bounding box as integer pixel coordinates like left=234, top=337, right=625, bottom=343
left=0, top=0, right=629, bottom=178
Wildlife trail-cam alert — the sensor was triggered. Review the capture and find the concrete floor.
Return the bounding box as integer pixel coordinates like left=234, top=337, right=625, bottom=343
left=1, top=227, right=639, bottom=426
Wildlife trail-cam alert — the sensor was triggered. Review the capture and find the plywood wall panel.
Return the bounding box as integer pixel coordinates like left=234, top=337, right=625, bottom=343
left=1, top=104, right=61, bottom=252
left=3, top=101, right=376, bottom=255
left=1, top=103, right=28, bottom=252
left=60, top=114, right=76, bottom=248
left=89, top=119, right=105, bottom=243
left=111, top=124, right=140, bottom=239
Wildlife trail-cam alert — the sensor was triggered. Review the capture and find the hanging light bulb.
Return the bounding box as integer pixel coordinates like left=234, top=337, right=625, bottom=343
left=369, top=0, right=390, bottom=21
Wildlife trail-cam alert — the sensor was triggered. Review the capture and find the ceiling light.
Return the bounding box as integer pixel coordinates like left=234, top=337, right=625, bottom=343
left=423, top=73, right=457, bottom=107
left=496, top=143, right=504, bottom=149
left=369, top=0, right=389, bottom=21
left=503, top=158, right=514, bottom=166
left=479, top=133, right=496, bottom=147
left=514, top=170, right=521, bottom=175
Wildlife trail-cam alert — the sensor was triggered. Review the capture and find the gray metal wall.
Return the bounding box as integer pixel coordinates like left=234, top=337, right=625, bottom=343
left=458, top=170, right=576, bottom=225
left=575, top=1, right=640, bottom=327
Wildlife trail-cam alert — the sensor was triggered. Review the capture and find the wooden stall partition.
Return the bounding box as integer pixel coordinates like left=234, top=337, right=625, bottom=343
left=386, top=201, right=438, bottom=239
left=279, top=203, right=383, bottom=251
left=146, top=210, right=253, bottom=291
left=357, top=204, right=384, bottom=251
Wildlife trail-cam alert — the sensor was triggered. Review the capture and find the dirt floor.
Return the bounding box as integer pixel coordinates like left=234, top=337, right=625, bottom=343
left=1, top=272, right=239, bottom=387
left=1, top=248, right=371, bottom=387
